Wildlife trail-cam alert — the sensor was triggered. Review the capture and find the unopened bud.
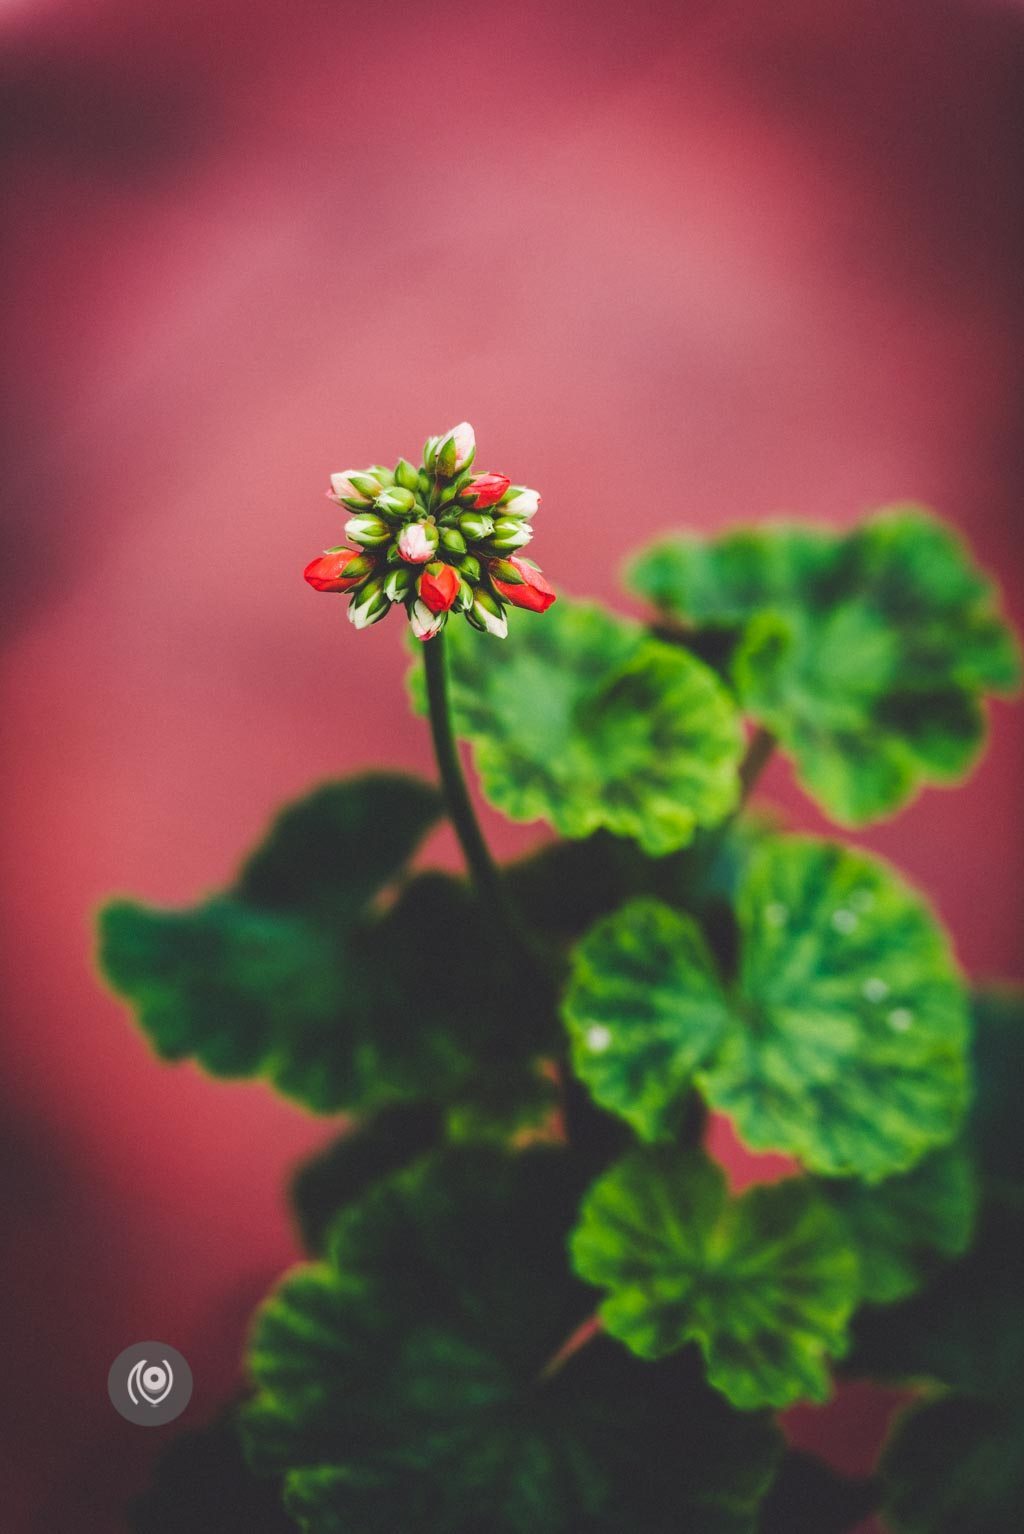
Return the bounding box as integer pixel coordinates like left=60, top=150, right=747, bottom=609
left=422, top=436, right=439, bottom=472
left=409, top=599, right=447, bottom=642
left=440, top=526, right=467, bottom=555
left=347, top=577, right=391, bottom=630
left=490, top=555, right=556, bottom=613
left=394, top=458, right=420, bottom=492
left=459, top=553, right=481, bottom=582
left=383, top=567, right=415, bottom=602
left=488, top=557, right=526, bottom=585
left=328, top=471, right=377, bottom=507
left=397, top=521, right=439, bottom=563
left=344, top=513, right=392, bottom=548
left=457, top=512, right=495, bottom=542
left=375, top=487, right=417, bottom=518
left=461, top=473, right=510, bottom=509
left=418, top=562, right=461, bottom=614
left=434, top=421, right=476, bottom=477
left=500, top=486, right=541, bottom=517
left=484, top=518, right=534, bottom=554
left=454, top=577, right=475, bottom=613
left=303, top=547, right=374, bottom=593
left=466, top=588, right=508, bottom=638
left=346, top=471, right=385, bottom=501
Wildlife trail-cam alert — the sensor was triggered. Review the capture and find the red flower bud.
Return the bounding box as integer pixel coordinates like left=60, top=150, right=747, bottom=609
left=418, top=562, right=461, bottom=614
left=461, top=473, right=511, bottom=510
left=304, top=548, right=371, bottom=592
left=490, top=557, right=556, bottom=613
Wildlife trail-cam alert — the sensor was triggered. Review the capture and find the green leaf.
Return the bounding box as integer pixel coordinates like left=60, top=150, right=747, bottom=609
left=879, top=1396, right=1024, bottom=1534
left=563, top=898, right=731, bottom=1141
left=758, top=1452, right=877, bottom=1534
left=564, top=835, right=970, bottom=1180
left=969, top=989, right=1024, bottom=1196
left=818, top=1143, right=976, bottom=1304
left=701, top=835, right=970, bottom=1179
left=410, top=598, right=745, bottom=855
left=129, top=1412, right=292, bottom=1534
left=847, top=1202, right=1024, bottom=1400
left=291, top=1106, right=443, bottom=1256
left=628, top=508, right=1020, bottom=825
left=244, top=1148, right=781, bottom=1533
left=571, top=1149, right=859, bottom=1409
left=99, top=775, right=555, bottom=1115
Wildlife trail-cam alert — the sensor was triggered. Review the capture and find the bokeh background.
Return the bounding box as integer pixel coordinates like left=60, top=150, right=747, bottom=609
left=2, top=0, right=1022, bottom=1528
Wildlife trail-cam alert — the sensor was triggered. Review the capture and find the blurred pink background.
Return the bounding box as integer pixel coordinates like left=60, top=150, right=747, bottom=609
left=2, top=0, right=1022, bottom=1528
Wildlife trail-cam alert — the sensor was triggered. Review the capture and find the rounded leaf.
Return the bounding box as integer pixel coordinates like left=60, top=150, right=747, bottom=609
left=571, top=1149, right=859, bottom=1409
left=410, top=599, right=744, bottom=855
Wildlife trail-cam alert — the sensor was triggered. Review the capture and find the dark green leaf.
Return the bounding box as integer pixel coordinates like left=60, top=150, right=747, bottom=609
left=291, top=1106, right=443, bottom=1256
left=244, top=1148, right=781, bottom=1533
left=409, top=599, right=745, bottom=855
left=969, top=989, right=1024, bottom=1196
left=99, top=776, right=556, bottom=1115
left=129, top=1412, right=292, bottom=1534
left=846, top=1202, right=1024, bottom=1399
left=758, top=1451, right=877, bottom=1534
left=628, top=509, right=1020, bottom=825
left=879, top=1395, right=1024, bottom=1534
left=571, top=1149, right=859, bottom=1409
left=818, top=1144, right=976, bottom=1304
left=564, top=835, right=970, bottom=1180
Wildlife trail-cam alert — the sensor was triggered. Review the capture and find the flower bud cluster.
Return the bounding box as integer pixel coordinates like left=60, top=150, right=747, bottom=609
left=303, top=423, right=555, bottom=640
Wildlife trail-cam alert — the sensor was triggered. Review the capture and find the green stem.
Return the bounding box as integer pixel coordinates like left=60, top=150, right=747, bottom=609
left=738, top=725, right=776, bottom=804
left=422, top=632, right=506, bottom=920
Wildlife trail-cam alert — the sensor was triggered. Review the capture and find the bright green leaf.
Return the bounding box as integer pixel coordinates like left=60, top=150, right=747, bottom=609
left=628, top=508, right=1020, bottom=825
left=243, top=1148, right=781, bottom=1533
left=564, top=898, right=731, bottom=1141
left=818, top=1143, right=976, bottom=1304
left=99, top=776, right=556, bottom=1115
left=701, top=835, right=970, bottom=1179
left=564, top=835, right=969, bottom=1180
left=571, top=1149, right=859, bottom=1409
left=410, top=599, right=744, bottom=855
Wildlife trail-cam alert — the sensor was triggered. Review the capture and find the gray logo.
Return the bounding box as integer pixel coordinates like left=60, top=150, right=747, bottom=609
left=108, top=1342, right=193, bottom=1426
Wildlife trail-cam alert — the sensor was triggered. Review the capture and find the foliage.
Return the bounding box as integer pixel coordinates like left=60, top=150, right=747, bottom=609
left=101, top=504, right=1020, bottom=1534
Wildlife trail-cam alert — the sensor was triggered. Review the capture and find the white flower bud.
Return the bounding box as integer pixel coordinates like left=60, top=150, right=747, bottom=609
left=409, top=599, right=447, bottom=641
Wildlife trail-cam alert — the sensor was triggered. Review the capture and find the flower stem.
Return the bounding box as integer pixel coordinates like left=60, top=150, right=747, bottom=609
left=422, top=632, right=506, bottom=920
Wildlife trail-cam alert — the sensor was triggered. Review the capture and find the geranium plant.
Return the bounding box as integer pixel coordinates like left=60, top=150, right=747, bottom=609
left=102, top=425, right=1023, bottom=1534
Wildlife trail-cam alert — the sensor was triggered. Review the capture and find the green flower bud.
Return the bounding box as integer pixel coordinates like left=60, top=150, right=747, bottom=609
left=422, top=436, right=439, bottom=472
left=488, top=557, right=526, bottom=585
left=465, top=587, right=508, bottom=638
left=434, top=422, right=476, bottom=478
left=348, top=576, right=391, bottom=630
left=370, top=465, right=396, bottom=487
left=458, top=512, right=495, bottom=542
left=347, top=472, right=385, bottom=501
left=440, top=526, right=467, bottom=556
left=454, top=577, right=475, bottom=613
left=344, top=513, right=392, bottom=548
left=383, top=566, right=415, bottom=602
left=458, top=553, right=481, bottom=582
left=483, top=517, right=534, bottom=554
left=394, top=457, right=420, bottom=492
left=375, top=486, right=417, bottom=518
